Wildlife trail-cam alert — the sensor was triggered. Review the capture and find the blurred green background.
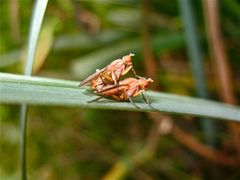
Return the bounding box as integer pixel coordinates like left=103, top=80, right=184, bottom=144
left=0, top=0, right=240, bottom=179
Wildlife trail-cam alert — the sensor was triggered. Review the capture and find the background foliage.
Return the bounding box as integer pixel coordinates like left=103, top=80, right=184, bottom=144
left=1, top=0, right=240, bottom=179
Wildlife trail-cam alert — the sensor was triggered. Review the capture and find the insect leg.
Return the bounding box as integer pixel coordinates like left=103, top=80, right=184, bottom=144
left=128, top=96, right=140, bottom=109
left=131, top=68, right=144, bottom=79
left=142, top=91, right=155, bottom=109
left=87, top=96, right=103, bottom=103
left=111, top=71, right=118, bottom=85
left=122, top=65, right=132, bottom=75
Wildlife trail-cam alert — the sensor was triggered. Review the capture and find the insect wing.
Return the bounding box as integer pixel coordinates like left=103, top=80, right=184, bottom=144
left=79, top=67, right=107, bottom=87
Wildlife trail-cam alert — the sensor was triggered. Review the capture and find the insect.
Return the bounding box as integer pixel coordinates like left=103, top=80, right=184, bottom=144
left=88, top=77, right=154, bottom=109
left=79, top=53, right=138, bottom=93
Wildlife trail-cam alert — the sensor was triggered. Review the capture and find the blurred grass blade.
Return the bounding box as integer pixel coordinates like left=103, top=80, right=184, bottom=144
left=8, top=0, right=21, bottom=44
left=1, top=73, right=240, bottom=122
left=53, top=30, right=128, bottom=51
left=223, top=0, right=240, bottom=18
left=178, top=0, right=216, bottom=145
left=0, top=30, right=128, bottom=68
left=20, top=1, right=48, bottom=180
left=0, top=32, right=182, bottom=69
left=71, top=33, right=183, bottom=78
left=0, top=50, right=21, bottom=68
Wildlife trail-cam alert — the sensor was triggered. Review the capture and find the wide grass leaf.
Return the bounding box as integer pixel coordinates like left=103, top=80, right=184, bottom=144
left=1, top=73, right=240, bottom=121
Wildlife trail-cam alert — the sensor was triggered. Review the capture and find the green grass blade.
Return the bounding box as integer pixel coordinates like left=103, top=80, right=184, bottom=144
left=24, top=1, right=48, bottom=76
left=1, top=73, right=239, bottom=122
left=19, top=104, right=28, bottom=180
left=20, top=1, right=48, bottom=179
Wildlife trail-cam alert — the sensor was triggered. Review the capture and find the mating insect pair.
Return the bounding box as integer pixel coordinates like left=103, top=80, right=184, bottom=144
left=79, top=54, right=154, bottom=109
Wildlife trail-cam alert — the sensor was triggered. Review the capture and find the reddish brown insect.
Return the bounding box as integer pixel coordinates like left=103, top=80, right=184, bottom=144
left=88, top=77, right=154, bottom=109
left=79, top=53, right=138, bottom=93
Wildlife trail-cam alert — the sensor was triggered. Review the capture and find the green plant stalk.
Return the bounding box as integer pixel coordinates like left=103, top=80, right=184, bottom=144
left=1, top=73, right=239, bottom=121
left=20, top=0, right=48, bottom=179
left=178, top=0, right=216, bottom=146
left=19, top=104, right=28, bottom=180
